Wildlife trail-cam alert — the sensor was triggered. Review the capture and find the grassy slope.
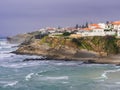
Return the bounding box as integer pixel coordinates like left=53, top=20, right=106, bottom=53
left=40, top=36, right=120, bottom=56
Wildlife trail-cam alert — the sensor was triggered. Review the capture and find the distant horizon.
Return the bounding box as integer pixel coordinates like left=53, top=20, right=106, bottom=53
left=1, top=0, right=120, bottom=36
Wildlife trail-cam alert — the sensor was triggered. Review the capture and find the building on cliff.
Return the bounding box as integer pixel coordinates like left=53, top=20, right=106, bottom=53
left=111, top=21, right=120, bottom=37
left=38, top=20, right=120, bottom=38
left=76, top=22, right=119, bottom=37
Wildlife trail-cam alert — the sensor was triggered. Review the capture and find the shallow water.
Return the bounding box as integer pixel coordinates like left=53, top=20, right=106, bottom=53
left=0, top=38, right=120, bottom=90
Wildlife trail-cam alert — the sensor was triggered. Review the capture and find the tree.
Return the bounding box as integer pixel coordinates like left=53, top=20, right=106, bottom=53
left=79, top=25, right=82, bottom=28
left=106, top=21, right=109, bottom=25
left=104, top=36, right=118, bottom=55
left=75, top=24, right=79, bottom=29
left=85, top=22, right=88, bottom=28
left=81, top=25, right=85, bottom=28
left=58, top=26, right=61, bottom=29
left=63, top=32, right=71, bottom=36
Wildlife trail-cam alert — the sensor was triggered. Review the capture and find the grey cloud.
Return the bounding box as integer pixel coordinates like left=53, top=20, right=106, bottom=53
left=0, top=0, right=120, bottom=36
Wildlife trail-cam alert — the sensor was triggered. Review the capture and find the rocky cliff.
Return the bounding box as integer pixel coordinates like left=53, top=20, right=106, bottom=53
left=14, top=35, right=120, bottom=59
left=13, top=35, right=120, bottom=64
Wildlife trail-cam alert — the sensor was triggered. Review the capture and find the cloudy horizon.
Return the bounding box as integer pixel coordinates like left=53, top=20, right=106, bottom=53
left=0, top=0, right=120, bottom=36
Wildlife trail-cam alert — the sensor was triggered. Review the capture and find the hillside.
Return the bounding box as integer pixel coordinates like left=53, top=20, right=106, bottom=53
left=13, top=35, right=120, bottom=63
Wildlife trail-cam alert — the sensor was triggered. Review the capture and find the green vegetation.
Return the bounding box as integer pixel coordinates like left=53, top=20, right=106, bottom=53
left=40, top=36, right=120, bottom=56
left=63, top=32, right=72, bottom=36
left=40, top=36, right=76, bottom=48
left=71, top=36, right=120, bottom=55
left=104, top=36, right=118, bottom=54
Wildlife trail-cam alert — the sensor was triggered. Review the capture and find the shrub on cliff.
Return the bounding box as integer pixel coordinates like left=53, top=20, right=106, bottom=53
left=63, top=32, right=72, bottom=36
left=71, top=36, right=119, bottom=55
left=104, top=36, right=119, bottom=55
left=71, top=38, right=82, bottom=46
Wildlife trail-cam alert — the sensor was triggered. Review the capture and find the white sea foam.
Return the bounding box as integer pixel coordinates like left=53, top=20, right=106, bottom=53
left=101, top=71, right=108, bottom=79
left=0, top=53, right=15, bottom=59
left=0, top=40, right=17, bottom=59
left=4, top=81, right=18, bottom=87
left=52, top=61, right=83, bottom=66
left=0, top=40, right=18, bottom=51
left=98, top=68, right=120, bottom=80
left=62, top=81, right=69, bottom=84
left=0, top=81, right=18, bottom=87
left=25, top=73, right=34, bottom=81
left=84, top=64, right=109, bottom=67
left=0, top=60, right=45, bottom=68
left=39, top=76, right=69, bottom=81
left=0, top=41, right=7, bottom=46
left=45, top=76, right=69, bottom=80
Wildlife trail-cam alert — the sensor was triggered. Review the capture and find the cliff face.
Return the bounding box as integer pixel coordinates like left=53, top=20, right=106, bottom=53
left=71, top=36, right=120, bottom=55
left=12, top=35, right=120, bottom=64
left=15, top=36, right=120, bottom=59
left=16, top=36, right=120, bottom=57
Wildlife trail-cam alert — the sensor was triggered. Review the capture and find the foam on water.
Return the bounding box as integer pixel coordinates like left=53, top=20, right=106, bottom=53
left=4, top=81, right=18, bottom=87
left=25, top=73, right=34, bottom=81
left=44, top=76, right=69, bottom=80
left=98, top=68, right=120, bottom=81
left=0, top=81, right=18, bottom=87
left=0, top=53, right=15, bottom=59
left=38, top=76, right=69, bottom=81
left=0, top=40, right=17, bottom=49
left=101, top=71, right=108, bottom=79
left=52, top=61, right=83, bottom=66
left=25, top=72, right=69, bottom=81
left=62, top=81, right=69, bottom=84
left=0, top=61, right=43, bottom=68
left=0, top=39, right=18, bottom=60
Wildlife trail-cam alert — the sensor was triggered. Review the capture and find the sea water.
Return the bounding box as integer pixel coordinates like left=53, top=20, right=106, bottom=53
left=0, top=38, right=120, bottom=90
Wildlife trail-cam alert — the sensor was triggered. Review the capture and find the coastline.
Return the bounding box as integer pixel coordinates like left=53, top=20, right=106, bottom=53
left=9, top=35, right=120, bottom=65
left=12, top=50, right=120, bottom=65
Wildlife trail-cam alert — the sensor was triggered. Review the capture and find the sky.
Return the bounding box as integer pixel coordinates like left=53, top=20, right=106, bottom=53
left=0, top=0, right=120, bottom=36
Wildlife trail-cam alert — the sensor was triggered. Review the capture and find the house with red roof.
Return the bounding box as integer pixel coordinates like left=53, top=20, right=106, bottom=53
left=111, top=21, right=120, bottom=37
left=76, top=22, right=116, bottom=37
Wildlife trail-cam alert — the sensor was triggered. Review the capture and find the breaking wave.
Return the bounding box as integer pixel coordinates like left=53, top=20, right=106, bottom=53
left=0, top=81, right=18, bottom=87
left=25, top=73, right=34, bottom=81
left=97, top=68, right=120, bottom=81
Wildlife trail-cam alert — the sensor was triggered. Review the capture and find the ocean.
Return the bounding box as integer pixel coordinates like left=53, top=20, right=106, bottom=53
left=0, top=38, right=120, bottom=90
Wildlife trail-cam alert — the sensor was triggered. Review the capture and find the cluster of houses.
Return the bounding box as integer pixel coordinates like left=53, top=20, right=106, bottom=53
left=39, top=21, right=120, bottom=38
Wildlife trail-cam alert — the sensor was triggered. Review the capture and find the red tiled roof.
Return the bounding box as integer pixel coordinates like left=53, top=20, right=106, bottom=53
left=94, top=27, right=103, bottom=29
left=83, top=28, right=92, bottom=31
left=89, top=24, right=99, bottom=27
left=111, top=21, right=120, bottom=25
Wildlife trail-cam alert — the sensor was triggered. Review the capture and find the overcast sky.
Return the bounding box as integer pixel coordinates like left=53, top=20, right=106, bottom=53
left=0, top=0, right=120, bottom=36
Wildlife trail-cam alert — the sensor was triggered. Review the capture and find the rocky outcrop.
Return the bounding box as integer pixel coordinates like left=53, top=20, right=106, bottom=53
left=14, top=36, right=99, bottom=60
left=13, top=36, right=120, bottom=64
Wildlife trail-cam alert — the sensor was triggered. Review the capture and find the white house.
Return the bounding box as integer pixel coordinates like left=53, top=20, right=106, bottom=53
left=92, top=27, right=105, bottom=36
left=112, top=21, right=120, bottom=37
left=46, top=27, right=56, bottom=33
left=89, top=24, right=99, bottom=29
left=98, top=23, right=106, bottom=29
left=112, top=21, right=120, bottom=30
left=76, top=23, right=116, bottom=37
